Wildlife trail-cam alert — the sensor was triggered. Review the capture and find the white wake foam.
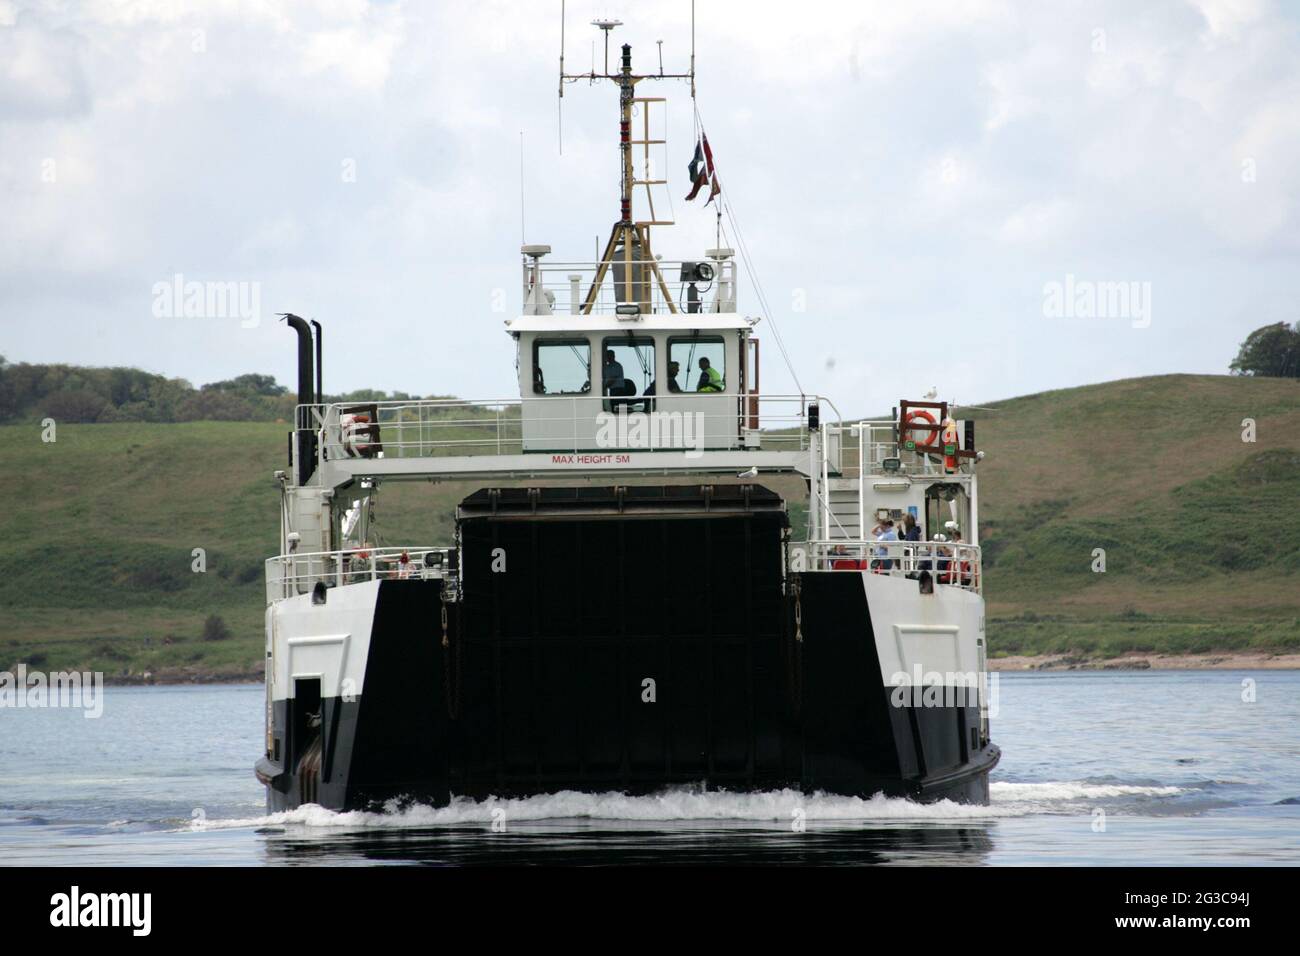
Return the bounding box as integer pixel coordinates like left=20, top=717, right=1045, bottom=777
left=194, top=787, right=1024, bottom=831
left=191, top=780, right=1188, bottom=832
left=990, top=782, right=1184, bottom=801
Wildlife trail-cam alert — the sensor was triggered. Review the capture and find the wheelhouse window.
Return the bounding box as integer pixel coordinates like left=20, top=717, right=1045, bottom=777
left=533, top=339, right=591, bottom=395
left=601, top=336, right=656, bottom=411
left=668, top=335, right=726, bottom=393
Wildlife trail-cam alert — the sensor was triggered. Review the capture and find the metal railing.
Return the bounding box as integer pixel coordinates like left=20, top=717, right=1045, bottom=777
left=265, top=546, right=454, bottom=604
left=803, top=539, right=982, bottom=593
left=303, top=393, right=831, bottom=461
left=525, top=258, right=738, bottom=316
left=831, top=421, right=966, bottom=478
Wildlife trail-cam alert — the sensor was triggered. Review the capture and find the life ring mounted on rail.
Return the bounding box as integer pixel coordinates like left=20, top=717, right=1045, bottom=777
left=901, top=409, right=940, bottom=450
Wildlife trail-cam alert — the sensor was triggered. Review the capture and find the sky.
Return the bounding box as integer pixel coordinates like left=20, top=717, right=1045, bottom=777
left=1, top=0, right=1298, bottom=420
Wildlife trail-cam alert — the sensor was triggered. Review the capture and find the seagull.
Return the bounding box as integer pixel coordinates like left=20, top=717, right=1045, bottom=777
left=923, top=387, right=938, bottom=400
left=736, top=466, right=759, bottom=479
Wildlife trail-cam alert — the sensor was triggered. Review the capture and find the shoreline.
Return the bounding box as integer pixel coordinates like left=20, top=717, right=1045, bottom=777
left=88, top=651, right=1300, bottom=685
left=988, top=651, right=1300, bottom=672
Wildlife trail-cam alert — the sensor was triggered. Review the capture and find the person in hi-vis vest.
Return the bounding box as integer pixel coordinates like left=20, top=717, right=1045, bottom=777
left=696, top=357, right=723, bottom=392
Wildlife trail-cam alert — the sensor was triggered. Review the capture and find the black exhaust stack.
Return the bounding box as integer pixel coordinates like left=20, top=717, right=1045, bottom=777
left=310, top=319, right=323, bottom=405
left=282, top=313, right=318, bottom=484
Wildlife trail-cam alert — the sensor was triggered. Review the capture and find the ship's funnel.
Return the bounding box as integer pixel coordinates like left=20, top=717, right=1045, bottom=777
left=282, top=313, right=318, bottom=484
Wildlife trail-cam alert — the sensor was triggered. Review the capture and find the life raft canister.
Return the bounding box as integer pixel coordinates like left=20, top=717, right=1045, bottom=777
left=941, top=417, right=960, bottom=473
left=901, top=409, right=939, bottom=450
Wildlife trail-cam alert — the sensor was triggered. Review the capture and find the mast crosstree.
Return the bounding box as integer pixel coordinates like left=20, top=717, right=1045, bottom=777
left=560, top=13, right=694, bottom=315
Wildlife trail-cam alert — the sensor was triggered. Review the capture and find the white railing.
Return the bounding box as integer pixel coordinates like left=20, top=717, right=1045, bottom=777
left=831, top=420, right=966, bottom=478
left=314, top=399, right=521, bottom=459
left=304, top=393, right=831, bottom=461
left=803, top=539, right=982, bottom=593
left=265, top=546, right=453, bottom=604
left=525, top=258, right=737, bottom=316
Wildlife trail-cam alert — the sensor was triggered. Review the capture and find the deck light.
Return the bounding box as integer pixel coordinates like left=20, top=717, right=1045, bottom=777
left=872, top=480, right=910, bottom=492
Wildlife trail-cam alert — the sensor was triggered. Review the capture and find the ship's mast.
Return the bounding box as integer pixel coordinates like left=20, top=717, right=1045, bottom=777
left=560, top=11, right=695, bottom=314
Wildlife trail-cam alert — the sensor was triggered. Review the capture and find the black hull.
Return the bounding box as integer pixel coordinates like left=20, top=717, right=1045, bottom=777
left=258, top=576, right=999, bottom=812
left=259, top=487, right=999, bottom=811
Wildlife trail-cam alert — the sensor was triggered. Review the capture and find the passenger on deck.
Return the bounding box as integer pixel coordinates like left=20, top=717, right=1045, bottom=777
left=919, top=533, right=943, bottom=574
left=830, top=544, right=861, bottom=570
left=936, top=534, right=954, bottom=583
left=949, top=529, right=973, bottom=586
left=899, top=514, right=921, bottom=575
left=696, top=357, right=723, bottom=392
left=871, top=519, right=897, bottom=571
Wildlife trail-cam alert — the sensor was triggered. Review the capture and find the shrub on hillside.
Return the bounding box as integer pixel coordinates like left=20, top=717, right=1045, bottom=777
left=1230, top=321, right=1300, bottom=378
left=201, top=615, right=232, bottom=642
left=42, top=389, right=109, bottom=423
left=176, top=389, right=258, bottom=422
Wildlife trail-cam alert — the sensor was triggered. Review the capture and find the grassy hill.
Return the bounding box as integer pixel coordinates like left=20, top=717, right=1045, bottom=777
left=1, top=374, right=1296, bottom=678
left=966, top=374, right=1300, bottom=657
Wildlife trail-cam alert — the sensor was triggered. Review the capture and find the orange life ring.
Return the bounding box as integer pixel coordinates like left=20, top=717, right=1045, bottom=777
left=902, top=409, right=939, bottom=449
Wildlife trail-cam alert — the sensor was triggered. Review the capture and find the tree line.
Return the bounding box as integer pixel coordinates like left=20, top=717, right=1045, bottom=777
left=3, top=321, right=1293, bottom=425
left=0, top=357, right=421, bottom=424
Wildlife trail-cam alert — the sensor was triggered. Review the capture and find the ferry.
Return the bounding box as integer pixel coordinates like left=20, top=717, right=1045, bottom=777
left=255, top=16, right=999, bottom=811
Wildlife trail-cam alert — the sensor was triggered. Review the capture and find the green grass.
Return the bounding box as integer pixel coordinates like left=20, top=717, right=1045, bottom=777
left=1, top=373, right=1297, bottom=675
left=988, top=615, right=1300, bottom=659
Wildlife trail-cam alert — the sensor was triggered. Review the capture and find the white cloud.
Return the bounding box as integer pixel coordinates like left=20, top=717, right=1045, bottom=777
left=0, top=0, right=1298, bottom=414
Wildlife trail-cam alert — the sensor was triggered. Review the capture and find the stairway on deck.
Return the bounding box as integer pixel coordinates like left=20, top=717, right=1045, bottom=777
left=824, top=477, right=865, bottom=541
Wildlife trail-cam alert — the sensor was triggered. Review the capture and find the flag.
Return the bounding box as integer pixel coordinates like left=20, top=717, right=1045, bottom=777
left=684, top=140, right=708, bottom=200
left=703, top=134, right=721, bottom=205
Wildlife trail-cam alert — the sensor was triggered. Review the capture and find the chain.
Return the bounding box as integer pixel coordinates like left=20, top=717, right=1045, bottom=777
left=787, top=574, right=803, bottom=716
left=440, top=601, right=460, bottom=720
left=793, top=574, right=803, bottom=643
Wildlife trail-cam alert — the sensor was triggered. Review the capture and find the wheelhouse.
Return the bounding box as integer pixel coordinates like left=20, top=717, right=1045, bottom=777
left=510, top=245, right=762, bottom=453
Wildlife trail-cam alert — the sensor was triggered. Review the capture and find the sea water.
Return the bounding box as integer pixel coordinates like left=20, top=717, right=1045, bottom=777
left=2, top=671, right=1297, bottom=865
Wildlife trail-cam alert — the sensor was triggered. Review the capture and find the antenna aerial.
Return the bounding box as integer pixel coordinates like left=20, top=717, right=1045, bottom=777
left=592, top=18, right=623, bottom=75
left=558, top=5, right=697, bottom=314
